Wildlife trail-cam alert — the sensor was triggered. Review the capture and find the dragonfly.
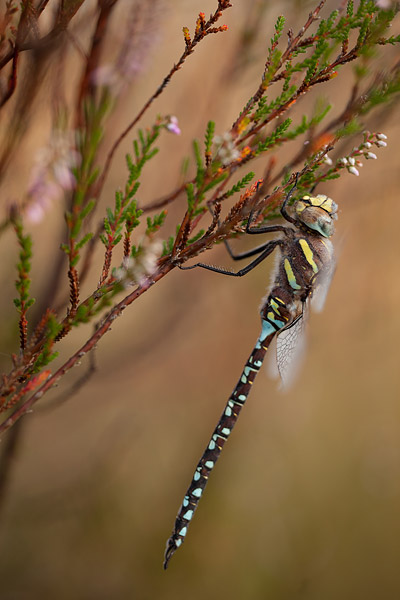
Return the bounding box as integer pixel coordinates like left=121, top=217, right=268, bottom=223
left=164, top=176, right=338, bottom=569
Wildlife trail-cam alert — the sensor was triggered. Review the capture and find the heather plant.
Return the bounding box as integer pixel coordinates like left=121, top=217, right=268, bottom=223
left=0, top=0, right=399, bottom=513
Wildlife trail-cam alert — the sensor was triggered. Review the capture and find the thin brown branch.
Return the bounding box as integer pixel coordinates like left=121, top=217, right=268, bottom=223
left=232, top=0, right=327, bottom=132
left=93, top=1, right=231, bottom=204
left=0, top=262, right=174, bottom=435
left=241, top=47, right=357, bottom=147
left=38, top=344, right=97, bottom=414
left=0, top=47, right=19, bottom=107
left=0, top=0, right=85, bottom=71
left=78, top=220, right=104, bottom=287
left=75, top=0, right=119, bottom=128
left=98, top=246, right=112, bottom=286
left=140, top=183, right=187, bottom=214
left=0, top=420, right=23, bottom=513
left=68, top=267, right=80, bottom=314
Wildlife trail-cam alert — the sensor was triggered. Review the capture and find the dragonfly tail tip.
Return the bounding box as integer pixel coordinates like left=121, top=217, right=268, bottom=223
left=163, top=537, right=178, bottom=570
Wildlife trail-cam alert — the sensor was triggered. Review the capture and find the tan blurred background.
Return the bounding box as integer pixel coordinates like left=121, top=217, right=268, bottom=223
left=0, top=0, right=400, bottom=598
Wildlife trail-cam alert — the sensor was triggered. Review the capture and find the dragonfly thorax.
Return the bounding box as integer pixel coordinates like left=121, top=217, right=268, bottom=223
left=294, top=194, right=338, bottom=238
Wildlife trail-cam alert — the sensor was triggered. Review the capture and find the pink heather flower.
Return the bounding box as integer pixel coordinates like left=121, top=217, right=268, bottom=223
left=91, top=65, right=121, bottom=89
left=25, top=202, right=46, bottom=224
left=116, top=2, right=163, bottom=79
left=92, top=1, right=164, bottom=96
left=166, top=116, right=181, bottom=135
left=53, top=162, right=76, bottom=190
left=375, top=0, right=393, bottom=8
left=26, top=131, right=80, bottom=223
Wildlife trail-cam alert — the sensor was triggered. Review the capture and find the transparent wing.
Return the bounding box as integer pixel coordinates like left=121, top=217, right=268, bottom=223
left=311, top=255, right=336, bottom=313
left=275, top=308, right=307, bottom=389
left=266, top=334, right=279, bottom=380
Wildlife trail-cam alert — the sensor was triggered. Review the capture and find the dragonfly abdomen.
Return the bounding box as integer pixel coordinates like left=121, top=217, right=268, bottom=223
left=163, top=293, right=291, bottom=568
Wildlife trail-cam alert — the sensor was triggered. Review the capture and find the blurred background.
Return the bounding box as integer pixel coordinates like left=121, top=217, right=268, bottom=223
left=0, top=0, right=400, bottom=598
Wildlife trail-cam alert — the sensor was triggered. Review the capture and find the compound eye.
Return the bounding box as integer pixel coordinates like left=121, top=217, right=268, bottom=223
left=316, top=214, right=335, bottom=237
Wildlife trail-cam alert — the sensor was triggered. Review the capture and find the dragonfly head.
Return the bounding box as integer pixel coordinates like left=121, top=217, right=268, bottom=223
left=294, top=194, right=338, bottom=237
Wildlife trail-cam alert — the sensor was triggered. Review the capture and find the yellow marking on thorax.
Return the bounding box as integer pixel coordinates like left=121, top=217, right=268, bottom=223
left=284, top=258, right=301, bottom=290
left=299, top=239, right=318, bottom=273
left=270, top=298, right=280, bottom=311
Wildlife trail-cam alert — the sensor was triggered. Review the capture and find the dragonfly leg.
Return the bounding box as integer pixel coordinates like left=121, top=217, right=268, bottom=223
left=223, top=222, right=291, bottom=262
left=280, top=172, right=300, bottom=223
left=179, top=239, right=283, bottom=277
left=235, top=172, right=300, bottom=237
left=223, top=202, right=292, bottom=260
left=223, top=235, right=286, bottom=262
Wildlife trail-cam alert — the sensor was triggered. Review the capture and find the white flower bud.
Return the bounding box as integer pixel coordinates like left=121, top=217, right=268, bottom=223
left=338, top=157, right=348, bottom=165
left=348, top=166, right=359, bottom=176
left=365, top=152, right=377, bottom=159
left=376, top=132, right=387, bottom=140
left=375, top=140, right=387, bottom=147
left=362, top=141, right=372, bottom=149
left=323, top=155, right=333, bottom=166
left=348, top=156, right=355, bottom=166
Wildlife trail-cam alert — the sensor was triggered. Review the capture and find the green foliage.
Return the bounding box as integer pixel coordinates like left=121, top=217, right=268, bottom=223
left=30, top=314, right=62, bottom=374
left=75, top=232, right=94, bottom=251
left=204, top=121, right=215, bottom=156
left=256, top=119, right=291, bottom=154
left=72, top=297, right=96, bottom=325
left=254, top=85, right=296, bottom=122
left=161, top=1, right=399, bottom=265
left=193, top=139, right=205, bottom=189
left=287, top=103, right=331, bottom=140
left=203, top=171, right=229, bottom=192
left=124, top=200, right=143, bottom=235
left=187, top=229, right=205, bottom=245
left=67, top=94, right=112, bottom=266
left=262, top=48, right=282, bottom=88
left=273, top=15, right=285, bottom=41
left=185, top=182, right=196, bottom=213
left=4, top=0, right=400, bottom=419
left=358, top=65, right=400, bottom=115
left=146, top=211, right=167, bottom=235
left=31, top=350, right=59, bottom=374
left=13, top=219, right=35, bottom=314
left=336, top=118, right=362, bottom=138
left=347, top=0, right=353, bottom=17
left=126, top=126, right=161, bottom=196
left=101, top=125, right=164, bottom=250
left=162, top=236, right=175, bottom=257
left=225, top=172, right=255, bottom=198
